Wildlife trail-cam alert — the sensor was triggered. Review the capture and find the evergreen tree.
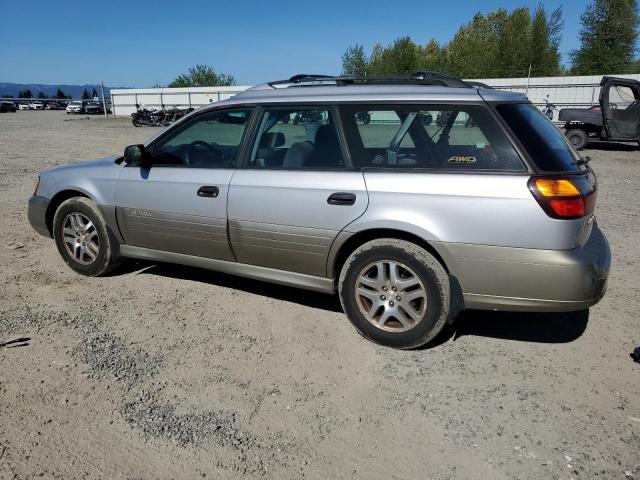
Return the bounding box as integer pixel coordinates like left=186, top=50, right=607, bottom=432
left=55, top=88, right=67, bottom=99
left=81, top=89, right=90, bottom=99
left=571, top=0, right=639, bottom=74
left=338, top=6, right=564, bottom=79
left=37, top=91, right=48, bottom=99
left=92, top=87, right=98, bottom=98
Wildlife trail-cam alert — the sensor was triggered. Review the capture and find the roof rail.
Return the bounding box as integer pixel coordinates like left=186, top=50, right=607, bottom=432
left=267, top=74, right=337, bottom=88
left=265, top=71, right=475, bottom=89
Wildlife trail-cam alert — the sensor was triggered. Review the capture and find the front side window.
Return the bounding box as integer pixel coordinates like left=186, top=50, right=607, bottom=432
left=249, top=107, right=346, bottom=169
left=341, top=105, right=525, bottom=171
left=149, top=109, right=251, bottom=168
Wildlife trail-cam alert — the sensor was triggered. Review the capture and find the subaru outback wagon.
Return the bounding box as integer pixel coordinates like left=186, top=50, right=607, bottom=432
left=28, top=72, right=610, bottom=349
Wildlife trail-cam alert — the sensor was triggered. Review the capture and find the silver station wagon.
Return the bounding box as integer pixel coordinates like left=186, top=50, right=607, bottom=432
left=28, top=72, right=610, bottom=349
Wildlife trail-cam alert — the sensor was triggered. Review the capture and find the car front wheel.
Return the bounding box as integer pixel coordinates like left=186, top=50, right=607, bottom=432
left=52, top=197, right=120, bottom=276
left=339, top=239, right=450, bottom=349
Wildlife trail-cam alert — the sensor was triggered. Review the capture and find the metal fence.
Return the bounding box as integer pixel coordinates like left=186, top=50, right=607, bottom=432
left=110, top=86, right=250, bottom=117
left=110, top=74, right=640, bottom=120
left=471, top=73, right=640, bottom=122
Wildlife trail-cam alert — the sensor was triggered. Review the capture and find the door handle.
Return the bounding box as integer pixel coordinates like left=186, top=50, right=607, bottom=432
left=197, top=186, right=219, bottom=198
left=327, top=192, right=356, bottom=205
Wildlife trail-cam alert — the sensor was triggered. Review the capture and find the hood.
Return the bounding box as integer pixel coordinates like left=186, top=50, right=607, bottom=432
left=43, top=156, right=120, bottom=175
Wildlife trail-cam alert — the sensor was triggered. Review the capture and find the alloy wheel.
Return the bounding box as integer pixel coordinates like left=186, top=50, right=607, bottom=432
left=354, top=260, right=427, bottom=332
left=61, top=212, right=100, bottom=265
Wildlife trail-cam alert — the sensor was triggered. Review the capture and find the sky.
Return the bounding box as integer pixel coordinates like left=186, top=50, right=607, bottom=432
left=0, top=0, right=588, bottom=87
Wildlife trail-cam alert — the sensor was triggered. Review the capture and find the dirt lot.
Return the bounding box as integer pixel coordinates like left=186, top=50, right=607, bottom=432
left=1, top=110, right=638, bottom=479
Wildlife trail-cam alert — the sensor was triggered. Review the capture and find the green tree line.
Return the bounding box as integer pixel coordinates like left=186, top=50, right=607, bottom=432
left=342, top=0, right=639, bottom=78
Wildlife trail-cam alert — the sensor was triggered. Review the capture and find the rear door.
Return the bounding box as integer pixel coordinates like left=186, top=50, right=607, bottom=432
left=115, top=108, right=253, bottom=260
left=227, top=106, right=367, bottom=277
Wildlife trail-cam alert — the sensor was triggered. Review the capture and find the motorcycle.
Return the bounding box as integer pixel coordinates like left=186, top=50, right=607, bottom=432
left=131, top=104, right=166, bottom=127
left=355, top=111, right=371, bottom=124
left=543, top=96, right=557, bottom=121
left=131, top=104, right=194, bottom=127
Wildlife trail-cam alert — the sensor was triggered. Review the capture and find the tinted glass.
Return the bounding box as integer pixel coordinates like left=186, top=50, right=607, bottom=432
left=497, top=103, right=582, bottom=173
left=342, top=105, right=524, bottom=171
left=249, top=108, right=346, bottom=169
left=150, top=109, right=251, bottom=168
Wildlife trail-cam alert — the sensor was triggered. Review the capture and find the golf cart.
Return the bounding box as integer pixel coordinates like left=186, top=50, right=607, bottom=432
left=559, top=76, right=640, bottom=150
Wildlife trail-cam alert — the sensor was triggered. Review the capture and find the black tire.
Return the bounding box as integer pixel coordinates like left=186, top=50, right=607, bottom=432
left=132, top=116, right=142, bottom=127
left=338, top=239, right=450, bottom=349
left=566, top=128, right=588, bottom=150
left=52, top=197, right=120, bottom=276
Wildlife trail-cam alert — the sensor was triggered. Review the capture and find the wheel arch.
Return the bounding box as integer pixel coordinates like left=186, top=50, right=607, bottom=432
left=329, top=228, right=450, bottom=280
left=45, top=189, right=92, bottom=235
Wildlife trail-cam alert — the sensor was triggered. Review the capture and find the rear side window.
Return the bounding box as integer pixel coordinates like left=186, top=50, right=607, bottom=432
left=497, top=103, right=582, bottom=173
left=248, top=107, right=346, bottom=169
left=340, top=105, right=524, bottom=171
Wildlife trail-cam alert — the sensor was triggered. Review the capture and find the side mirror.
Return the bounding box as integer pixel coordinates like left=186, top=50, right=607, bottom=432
left=123, top=144, right=149, bottom=167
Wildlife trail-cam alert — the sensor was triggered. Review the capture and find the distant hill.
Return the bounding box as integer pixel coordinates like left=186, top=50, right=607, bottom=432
left=0, top=83, right=119, bottom=99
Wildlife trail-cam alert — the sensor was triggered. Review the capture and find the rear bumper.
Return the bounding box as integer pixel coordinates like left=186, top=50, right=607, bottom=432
left=435, top=225, right=611, bottom=312
left=28, top=195, right=51, bottom=237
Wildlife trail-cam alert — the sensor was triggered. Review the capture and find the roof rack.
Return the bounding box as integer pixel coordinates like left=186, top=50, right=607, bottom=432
left=265, top=71, right=476, bottom=89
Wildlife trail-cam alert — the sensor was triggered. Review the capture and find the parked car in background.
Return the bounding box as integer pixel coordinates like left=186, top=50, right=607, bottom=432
left=30, top=102, right=44, bottom=110
left=28, top=72, right=610, bottom=349
left=18, top=102, right=31, bottom=110
left=66, top=101, right=86, bottom=114
left=85, top=101, right=104, bottom=114
left=0, top=101, right=17, bottom=112
left=46, top=102, right=64, bottom=110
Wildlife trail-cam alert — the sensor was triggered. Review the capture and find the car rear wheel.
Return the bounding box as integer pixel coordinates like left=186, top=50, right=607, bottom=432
left=53, top=197, right=120, bottom=276
left=339, top=239, right=450, bottom=349
left=566, top=128, right=588, bottom=150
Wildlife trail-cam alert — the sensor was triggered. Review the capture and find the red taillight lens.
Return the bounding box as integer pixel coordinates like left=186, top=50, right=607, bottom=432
left=549, top=198, right=585, bottom=217
left=529, top=174, right=596, bottom=219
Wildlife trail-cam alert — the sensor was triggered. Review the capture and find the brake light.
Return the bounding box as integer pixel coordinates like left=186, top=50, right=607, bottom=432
left=528, top=175, right=596, bottom=219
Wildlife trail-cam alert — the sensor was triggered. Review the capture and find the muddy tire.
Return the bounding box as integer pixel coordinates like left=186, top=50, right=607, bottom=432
left=52, top=197, right=120, bottom=276
left=566, top=128, right=588, bottom=150
left=339, top=239, right=450, bottom=349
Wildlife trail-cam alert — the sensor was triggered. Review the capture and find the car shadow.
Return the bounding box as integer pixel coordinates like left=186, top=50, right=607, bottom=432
left=128, top=261, right=590, bottom=347
left=131, top=261, right=343, bottom=312
left=426, top=308, right=589, bottom=349
left=585, top=141, right=640, bottom=151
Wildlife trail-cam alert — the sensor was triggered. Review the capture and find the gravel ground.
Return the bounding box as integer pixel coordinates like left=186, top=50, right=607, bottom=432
left=0, top=110, right=639, bottom=479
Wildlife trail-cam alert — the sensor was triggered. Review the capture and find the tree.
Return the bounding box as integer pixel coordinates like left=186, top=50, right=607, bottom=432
left=571, top=0, right=639, bottom=74
left=18, top=89, right=33, bottom=98
left=169, top=64, right=235, bottom=87
left=81, top=89, right=90, bottom=99
left=37, top=91, right=48, bottom=99
left=341, top=44, right=368, bottom=76
left=338, top=6, right=564, bottom=79
left=55, top=88, right=67, bottom=99
left=530, top=6, right=564, bottom=76
left=91, top=87, right=98, bottom=98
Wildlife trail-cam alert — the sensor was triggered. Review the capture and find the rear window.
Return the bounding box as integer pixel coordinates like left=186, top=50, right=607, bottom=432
left=497, top=103, right=582, bottom=173
left=340, top=104, right=525, bottom=171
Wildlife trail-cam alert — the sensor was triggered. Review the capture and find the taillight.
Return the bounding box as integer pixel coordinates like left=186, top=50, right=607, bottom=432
left=528, top=175, right=596, bottom=219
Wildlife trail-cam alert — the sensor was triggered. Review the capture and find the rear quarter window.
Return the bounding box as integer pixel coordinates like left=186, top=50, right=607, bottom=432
left=340, top=104, right=525, bottom=172
left=497, top=103, right=583, bottom=173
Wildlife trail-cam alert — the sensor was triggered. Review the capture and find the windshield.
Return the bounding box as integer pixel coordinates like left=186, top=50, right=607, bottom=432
left=497, top=103, right=583, bottom=173
left=70, top=101, right=81, bottom=106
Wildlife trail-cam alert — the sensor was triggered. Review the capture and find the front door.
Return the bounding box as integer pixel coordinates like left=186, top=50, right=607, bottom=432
left=115, top=108, right=253, bottom=260
left=228, top=106, right=367, bottom=277
left=602, top=82, right=640, bottom=139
